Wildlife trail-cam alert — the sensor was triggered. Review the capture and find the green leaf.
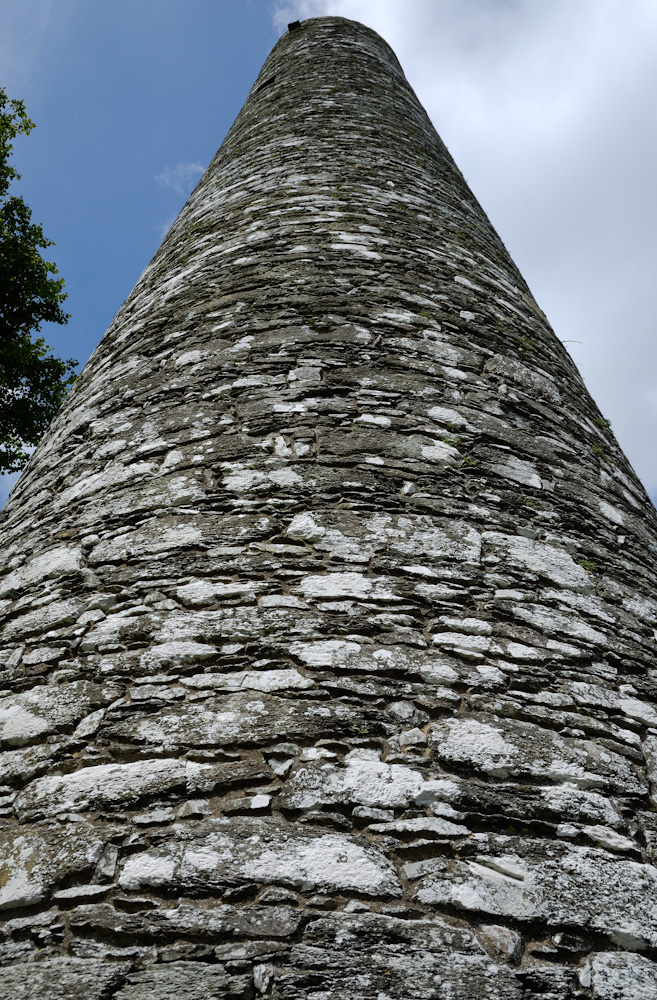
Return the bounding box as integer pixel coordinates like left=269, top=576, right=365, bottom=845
left=0, top=86, right=76, bottom=474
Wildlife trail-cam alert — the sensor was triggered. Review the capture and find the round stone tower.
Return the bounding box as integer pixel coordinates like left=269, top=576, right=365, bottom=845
left=2, top=16, right=657, bottom=1000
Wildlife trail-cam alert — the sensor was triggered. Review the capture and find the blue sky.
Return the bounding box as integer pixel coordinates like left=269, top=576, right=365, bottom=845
left=2, top=0, right=656, bottom=506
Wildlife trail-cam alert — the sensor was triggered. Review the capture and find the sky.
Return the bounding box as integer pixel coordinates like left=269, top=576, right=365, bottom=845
left=1, top=0, right=656, bottom=507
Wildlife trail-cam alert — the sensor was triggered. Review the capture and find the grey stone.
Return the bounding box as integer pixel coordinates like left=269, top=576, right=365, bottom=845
left=477, top=924, right=523, bottom=964
left=107, top=692, right=372, bottom=751
left=413, top=835, right=657, bottom=948
left=68, top=901, right=302, bottom=942
left=0, top=744, right=56, bottom=785
left=113, top=961, right=251, bottom=999
left=274, top=912, right=522, bottom=999
left=280, top=748, right=459, bottom=812
left=13, top=757, right=265, bottom=820
left=0, top=823, right=110, bottom=911
left=398, top=726, right=427, bottom=746
left=118, top=817, right=402, bottom=898
left=429, top=714, right=645, bottom=793
left=586, top=951, right=657, bottom=998
left=0, top=957, right=129, bottom=999
left=0, top=682, right=117, bottom=748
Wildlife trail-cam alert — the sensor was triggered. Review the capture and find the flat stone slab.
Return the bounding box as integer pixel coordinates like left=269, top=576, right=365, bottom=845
left=0, top=681, right=117, bottom=748
left=0, top=958, right=130, bottom=1000
left=13, top=757, right=266, bottom=821
left=113, top=961, right=251, bottom=1000
left=118, top=817, right=402, bottom=897
left=587, top=951, right=657, bottom=999
left=107, top=691, right=373, bottom=750
left=281, top=747, right=459, bottom=811
left=429, top=714, right=646, bottom=794
left=274, top=911, right=523, bottom=999
left=0, top=823, right=110, bottom=912
left=410, top=835, right=657, bottom=949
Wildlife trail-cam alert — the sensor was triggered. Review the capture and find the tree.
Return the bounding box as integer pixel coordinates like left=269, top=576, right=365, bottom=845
left=0, top=87, right=77, bottom=473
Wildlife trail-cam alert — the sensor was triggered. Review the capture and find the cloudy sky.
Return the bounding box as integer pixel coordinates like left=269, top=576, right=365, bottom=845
left=1, top=0, right=656, bottom=507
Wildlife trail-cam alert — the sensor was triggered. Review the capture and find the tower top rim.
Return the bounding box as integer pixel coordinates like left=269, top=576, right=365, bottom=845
left=261, top=15, right=406, bottom=90
left=280, top=13, right=396, bottom=47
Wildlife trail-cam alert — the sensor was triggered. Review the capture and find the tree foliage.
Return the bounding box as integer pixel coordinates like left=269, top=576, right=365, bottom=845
left=0, top=87, right=77, bottom=473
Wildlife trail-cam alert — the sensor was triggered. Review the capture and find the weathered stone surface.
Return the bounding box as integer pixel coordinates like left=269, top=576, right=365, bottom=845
left=0, top=744, right=57, bottom=785
left=586, top=951, right=657, bottom=998
left=1, top=13, right=656, bottom=997
left=429, top=715, right=646, bottom=793
left=0, top=546, right=84, bottom=598
left=411, top=836, right=657, bottom=948
left=0, top=682, right=117, bottom=748
left=13, top=758, right=188, bottom=820
left=108, top=691, right=373, bottom=750
left=281, top=748, right=459, bottom=811
left=0, top=958, right=130, bottom=1000
left=0, top=823, right=109, bottom=911
left=0, top=599, right=85, bottom=642
left=67, top=900, right=302, bottom=941
left=483, top=533, right=594, bottom=593
left=118, top=818, right=402, bottom=897
left=113, top=961, right=251, bottom=1000
left=13, top=758, right=265, bottom=821
left=179, top=667, right=314, bottom=693
left=287, top=511, right=481, bottom=567
left=273, top=912, right=522, bottom=999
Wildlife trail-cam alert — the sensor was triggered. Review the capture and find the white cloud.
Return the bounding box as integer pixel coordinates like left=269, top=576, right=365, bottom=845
left=272, top=0, right=657, bottom=501
left=154, top=162, right=205, bottom=197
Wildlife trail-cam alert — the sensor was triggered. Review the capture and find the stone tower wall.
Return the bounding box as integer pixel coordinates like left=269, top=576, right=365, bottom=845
left=2, top=16, right=657, bottom=999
